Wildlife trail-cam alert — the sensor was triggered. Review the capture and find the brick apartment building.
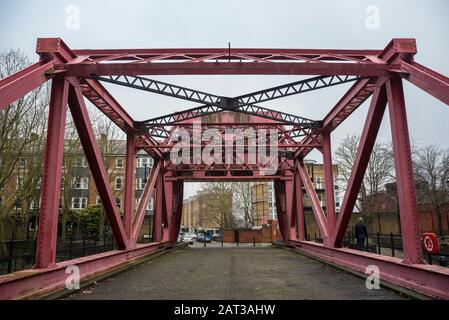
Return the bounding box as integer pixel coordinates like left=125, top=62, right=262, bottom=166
left=0, top=140, right=155, bottom=240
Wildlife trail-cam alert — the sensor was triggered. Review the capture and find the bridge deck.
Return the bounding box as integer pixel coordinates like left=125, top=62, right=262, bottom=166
left=68, top=243, right=404, bottom=300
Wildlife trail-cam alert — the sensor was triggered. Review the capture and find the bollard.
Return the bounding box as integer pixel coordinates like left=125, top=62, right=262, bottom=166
left=204, top=241, right=206, bottom=248
left=221, top=239, right=223, bottom=247
left=427, top=253, right=432, bottom=265
left=376, top=232, right=381, bottom=254
left=253, top=236, right=256, bottom=247
left=390, top=232, right=395, bottom=257
left=7, top=239, right=14, bottom=274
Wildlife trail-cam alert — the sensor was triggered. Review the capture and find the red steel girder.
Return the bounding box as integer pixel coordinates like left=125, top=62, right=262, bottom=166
left=289, top=240, right=449, bottom=300
left=386, top=77, right=422, bottom=264
left=296, top=159, right=329, bottom=242
left=34, top=77, right=69, bottom=269
left=68, top=79, right=128, bottom=249
left=0, top=60, right=54, bottom=110
left=333, top=83, right=388, bottom=247
left=62, top=62, right=389, bottom=77
left=71, top=47, right=383, bottom=62
left=400, top=59, right=449, bottom=105
left=131, top=160, right=161, bottom=244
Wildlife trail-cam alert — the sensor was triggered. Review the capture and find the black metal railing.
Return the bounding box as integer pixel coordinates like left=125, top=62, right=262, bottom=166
left=0, top=234, right=116, bottom=275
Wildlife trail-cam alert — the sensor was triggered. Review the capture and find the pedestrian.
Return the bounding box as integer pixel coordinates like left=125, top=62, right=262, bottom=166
left=355, top=217, right=368, bottom=251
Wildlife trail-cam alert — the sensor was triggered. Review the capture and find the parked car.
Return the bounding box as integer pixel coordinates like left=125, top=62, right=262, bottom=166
left=212, top=233, right=221, bottom=241
left=183, top=234, right=194, bottom=245
left=177, top=233, right=184, bottom=243
left=197, top=232, right=212, bottom=243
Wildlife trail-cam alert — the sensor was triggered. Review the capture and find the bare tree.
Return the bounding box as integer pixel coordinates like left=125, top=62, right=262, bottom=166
left=232, top=182, right=252, bottom=228
left=94, top=114, right=125, bottom=240
left=0, top=49, right=49, bottom=250
left=334, top=134, right=394, bottom=219
left=413, top=144, right=449, bottom=236
left=200, top=182, right=234, bottom=229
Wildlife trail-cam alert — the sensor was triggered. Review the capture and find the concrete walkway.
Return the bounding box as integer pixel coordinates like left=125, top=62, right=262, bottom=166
left=68, top=244, right=405, bottom=300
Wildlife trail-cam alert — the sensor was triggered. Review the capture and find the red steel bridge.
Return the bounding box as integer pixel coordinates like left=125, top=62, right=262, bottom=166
left=0, top=38, right=448, bottom=299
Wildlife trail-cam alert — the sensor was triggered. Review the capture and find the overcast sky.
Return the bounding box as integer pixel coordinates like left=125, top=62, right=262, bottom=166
left=1, top=0, right=448, bottom=198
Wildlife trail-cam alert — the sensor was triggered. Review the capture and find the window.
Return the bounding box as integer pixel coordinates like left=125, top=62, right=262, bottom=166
left=137, top=157, right=153, bottom=168
left=135, top=197, right=153, bottom=210
left=71, top=197, right=87, bottom=209
left=16, top=175, right=24, bottom=190
left=96, top=197, right=102, bottom=205
left=19, top=158, right=26, bottom=169
left=116, top=158, right=124, bottom=169
left=30, top=199, right=40, bottom=209
left=115, top=176, right=123, bottom=190
left=73, top=177, right=88, bottom=189
left=74, top=158, right=88, bottom=168
left=136, top=178, right=146, bottom=190
left=115, top=197, right=122, bottom=209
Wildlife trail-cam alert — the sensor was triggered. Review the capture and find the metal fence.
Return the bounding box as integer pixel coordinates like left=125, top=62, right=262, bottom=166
left=0, top=234, right=116, bottom=275
left=306, top=231, right=448, bottom=268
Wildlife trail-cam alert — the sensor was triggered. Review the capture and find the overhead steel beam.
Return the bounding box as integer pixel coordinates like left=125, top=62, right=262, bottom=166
left=92, top=74, right=361, bottom=109
left=141, top=104, right=222, bottom=126
left=235, top=75, right=362, bottom=106
left=91, top=75, right=222, bottom=106
left=62, top=62, right=389, bottom=77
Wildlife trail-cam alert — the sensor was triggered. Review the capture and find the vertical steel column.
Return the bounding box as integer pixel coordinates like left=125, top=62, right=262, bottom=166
left=163, top=178, right=173, bottom=243
left=123, top=133, right=136, bottom=238
left=274, top=180, right=288, bottom=243
left=295, top=172, right=305, bottom=241
left=153, top=174, right=163, bottom=242
left=386, top=77, right=422, bottom=264
left=322, top=130, right=336, bottom=242
left=284, top=179, right=296, bottom=240
left=35, top=77, right=69, bottom=269
left=172, top=181, right=184, bottom=243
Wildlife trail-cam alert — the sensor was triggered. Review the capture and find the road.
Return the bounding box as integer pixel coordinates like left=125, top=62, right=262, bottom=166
left=68, top=243, right=405, bottom=300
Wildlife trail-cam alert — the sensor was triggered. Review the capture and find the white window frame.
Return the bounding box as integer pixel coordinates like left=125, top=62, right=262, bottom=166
left=115, top=197, right=122, bottom=209
left=71, top=197, right=88, bottom=210
left=30, top=198, right=40, bottom=210
left=73, top=177, right=89, bottom=189
left=136, top=178, right=146, bottom=190
left=116, top=158, right=124, bottom=169
left=115, top=176, right=123, bottom=190
left=74, top=158, right=88, bottom=168
left=137, top=157, right=152, bottom=168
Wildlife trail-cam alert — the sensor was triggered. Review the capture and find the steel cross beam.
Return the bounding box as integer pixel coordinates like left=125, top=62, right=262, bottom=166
left=92, top=74, right=361, bottom=108
left=94, top=74, right=356, bottom=129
